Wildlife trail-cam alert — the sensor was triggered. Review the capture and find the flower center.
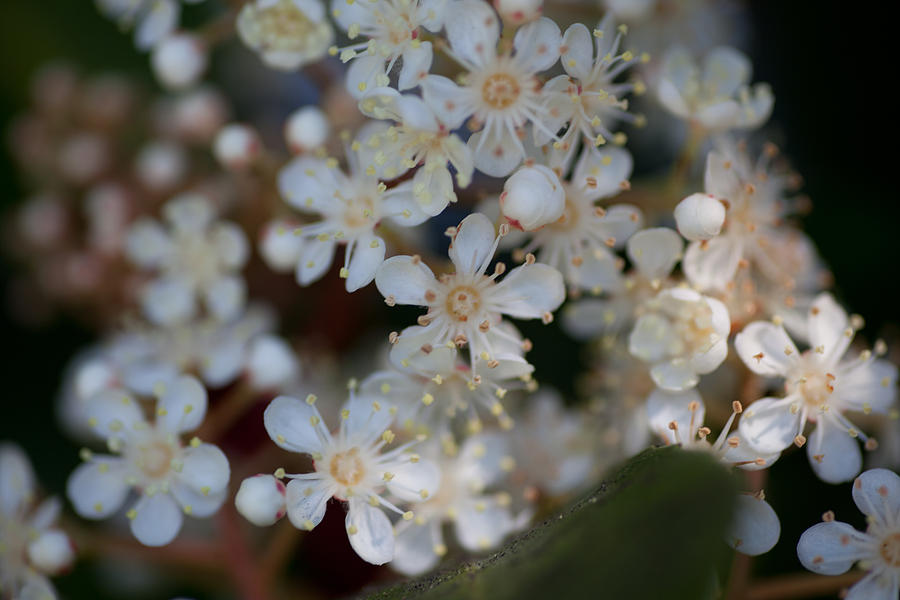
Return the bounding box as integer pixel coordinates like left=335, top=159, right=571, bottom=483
left=257, top=0, right=315, bottom=47
left=329, top=448, right=366, bottom=486
left=880, top=532, right=900, bottom=567
left=342, top=195, right=376, bottom=231
left=481, top=73, right=521, bottom=110
left=175, top=234, right=220, bottom=285
left=788, top=356, right=835, bottom=408
left=446, top=285, right=481, bottom=322
left=549, top=193, right=579, bottom=232
left=137, top=440, right=175, bottom=479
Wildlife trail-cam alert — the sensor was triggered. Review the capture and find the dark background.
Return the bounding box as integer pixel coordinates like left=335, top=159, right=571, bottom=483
left=1, top=2, right=897, bottom=599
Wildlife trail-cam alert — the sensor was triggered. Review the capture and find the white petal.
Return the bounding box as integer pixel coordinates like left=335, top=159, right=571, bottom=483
left=130, top=493, right=183, bottom=546
left=125, top=219, right=171, bottom=268
left=656, top=77, right=690, bottom=119
left=246, top=335, right=299, bottom=390
left=202, top=341, right=245, bottom=388
left=721, top=433, right=780, bottom=471
left=171, top=480, right=227, bottom=518
left=851, top=468, right=900, bottom=523
left=626, top=228, right=683, bottom=282
left=392, top=519, right=442, bottom=575
left=454, top=499, right=514, bottom=552
left=469, top=128, right=523, bottom=177
left=807, top=293, right=851, bottom=365
left=235, top=474, right=286, bottom=526
left=844, top=573, right=900, bottom=600
left=346, top=499, right=394, bottom=565
left=728, top=494, right=780, bottom=556
left=734, top=321, right=798, bottom=377
left=690, top=336, right=728, bottom=376
left=737, top=83, right=774, bottom=129
left=375, top=255, right=437, bottom=305
left=491, top=263, right=566, bottom=319
left=29, top=497, right=62, bottom=531
left=285, top=479, right=330, bottom=530
left=512, top=17, right=561, bottom=72
left=66, top=458, right=130, bottom=519
left=259, top=220, right=304, bottom=272
left=387, top=457, right=441, bottom=503
left=797, top=521, right=870, bottom=575
left=651, top=359, right=700, bottom=392
left=702, top=47, right=751, bottom=99
left=156, top=375, right=208, bottom=434
left=682, top=236, right=742, bottom=291
left=398, top=42, right=433, bottom=91
left=295, top=238, right=336, bottom=286
left=27, top=529, right=75, bottom=574
left=444, top=0, right=499, bottom=68
left=346, top=233, right=386, bottom=292
left=573, top=146, right=634, bottom=201
left=0, top=443, right=35, bottom=515
left=561, top=23, right=592, bottom=80
left=561, top=298, right=630, bottom=339
left=646, top=388, right=704, bottom=444
left=278, top=156, right=342, bottom=213
left=142, top=277, right=196, bottom=325
left=421, top=75, right=471, bottom=130
left=135, top=0, right=178, bottom=50
left=346, top=54, right=387, bottom=99
left=387, top=324, right=454, bottom=373
left=205, top=275, right=247, bottom=322
left=213, top=223, right=249, bottom=269
left=178, top=443, right=230, bottom=498
left=738, top=397, right=798, bottom=454
left=449, top=212, right=497, bottom=274
left=697, top=100, right=741, bottom=131
left=806, top=422, right=861, bottom=484
left=629, top=313, right=677, bottom=363
left=84, top=388, right=146, bottom=440
left=263, top=395, right=326, bottom=455
left=342, top=391, right=395, bottom=439
left=408, top=165, right=454, bottom=217
left=837, top=359, right=897, bottom=414
left=704, top=150, right=741, bottom=199
left=458, top=432, right=512, bottom=490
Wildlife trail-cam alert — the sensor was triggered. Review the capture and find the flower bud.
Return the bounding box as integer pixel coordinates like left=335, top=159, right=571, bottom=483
left=285, top=106, right=330, bottom=153
left=500, top=164, right=565, bottom=231
left=246, top=335, right=299, bottom=390
left=27, top=530, right=75, bottom=575
left=235, top=474, right=287, bottom=526
left=213, top=124, right=261, bottom=170
left=135, top=140, right=187, bottom=192
left=151, top=34, right=208, bottom=90
left=259, top=219, right=304, bottom=271
left=674, top=193, right=726, bottom=241
left=494, top=0, right=543, bottom=25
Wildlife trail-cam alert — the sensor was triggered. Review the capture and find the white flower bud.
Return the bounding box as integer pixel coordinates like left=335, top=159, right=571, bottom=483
left=151, top=34, right=208, bottom=90
left=674, top=193, right=726, bottom=242
left=500, top=164, right=565, bottom=231
left=235, top=474, right=287, bottom=526
left=135, top=140, right=187, bottom=192
left=493, top=0, right=543, bottom=25
left=285, top=106, right=330, bottom=153
left=259, top=220, right=303, bottom=272
left=171, top=88, right=230, bottom=143
left=27, top=530, right=75, bottom=575
left=213, top=124, right=261, bottom=170
left=246, top=335, right=299, bottom=390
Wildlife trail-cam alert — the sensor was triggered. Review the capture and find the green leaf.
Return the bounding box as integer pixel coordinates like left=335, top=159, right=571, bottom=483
left=365, top=446, right=738, bottom=600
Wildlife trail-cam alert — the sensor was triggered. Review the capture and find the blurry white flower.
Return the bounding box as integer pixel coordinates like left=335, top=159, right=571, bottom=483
left=422, top=2, right=562, bottom=176
left=798, top=468, right=900, bottom=600
left=96, top=0, right=206, bottom=51
left=276, top=144, right=429, bottom=292
left=736, top=294, right=897, bottom=483
left=376, top=213, right=565, bottom=373
left=629, top=286, right=730, bottom=391
left=66, top=376, right=229, bottom=546
left=237, top=0, right=334, bottom=70
left=126, top=195, right=249, bottom=325
left=357, top=87, right=474, bottom=216
left=500, top=164, right=565, bottom=232
left=134, top=140, right=188, bottom=192
left=656, top=46, right=772, bottom=132
left=392, top=433, right=523, bottom=575
left=284, top=106, right=330, bottom=154
left=332, top=0, right=445, bottom=97
left=257, top=392, right=440, bottom=564
left=151, top=34, right=207, bottom=90
left=1, top=444, right=75, bottom=600
left=213, top=124, right=261, bottom=170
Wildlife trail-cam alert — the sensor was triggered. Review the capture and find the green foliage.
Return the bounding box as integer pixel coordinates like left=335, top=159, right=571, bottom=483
left=365, top=446, right=738, bottom=600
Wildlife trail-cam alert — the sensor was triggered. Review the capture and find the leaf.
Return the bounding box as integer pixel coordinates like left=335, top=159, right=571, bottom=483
left=365, top=446, right=738, bottom=600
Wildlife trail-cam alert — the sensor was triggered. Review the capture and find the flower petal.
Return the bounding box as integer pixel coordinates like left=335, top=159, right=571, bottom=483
left=346, top=499, right=394, bottom=565
left=156, top=375, right=208, bottom=434
left=392, top=518, right=442, bottom=575
left=734, top=321, right=798, bottom=377
left=295, top=237, right=336, bottom=286
left=701, top=47, right=751, bottom=99
left=398, top=42, right=433, bottom=91
left=727, top=494, right=780, bottom=556
left=561, top=22, right=592, bottom=81
left=851, top=468, right=900, bottom=524
left=807, top=421, right=862, bottom=484
left=375, top=255, right=437, bottom=305
left=626, top=228, right=683, bottom=282
left=513, top=17, right=561, bottom=72
left=66, top=458, right=130, bottom=519
left=797, top=521, right=870, bottom=575
left=263, top=395, right=326, bottom=455
left=84, top=389, right=146, bottom=440
left=130, top=492, right=183, bottom=546
left=386, top=457, right=441, bottom=503
left=444, top=0, right=499, bottom=68
left=449, top=212, right=497, bottom=275
left=346, top=233, right=386, bottom=292
left=141, top=277, right=196, bottom=326
left=738, top=397, right=797, bottom=454
left=454, top=498, right=514, bottom=552
left=285, top=479, right=330, bottom=531
left=646, top=388, right=704, bottom=444
left=491, top=263, right=565, bottom=319
left=807, top=293, right=851, bottom=365
left=0, top=443, right=35, bottom=516
left=651, top=359, right=700, bottom=392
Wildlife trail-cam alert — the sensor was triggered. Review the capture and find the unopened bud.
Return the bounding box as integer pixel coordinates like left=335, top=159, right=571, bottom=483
left=500, top=164, right=565, bottom=231
left=285, top=106, right=330, bottom=153
left=674, top=193, right=726, bottom=242
left=151, top=34, right=208, bottom=90
left=214, top=124, right=261, bottom=170
left=235, top=474, right=287, bottom=526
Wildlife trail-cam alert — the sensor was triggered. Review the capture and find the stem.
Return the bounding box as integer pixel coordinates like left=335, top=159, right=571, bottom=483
left=745, top=571, right=864, bottom=600
left=665, top=122, right=705, bottom=204
left=259, top=520, right=305, bottom=584
left=217, top=502, right=269, bottom=600
left=196, top=382, right=256, bottom=443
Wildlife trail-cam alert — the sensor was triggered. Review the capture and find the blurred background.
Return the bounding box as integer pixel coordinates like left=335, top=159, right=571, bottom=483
left=1, top=1, right=897, bottom=599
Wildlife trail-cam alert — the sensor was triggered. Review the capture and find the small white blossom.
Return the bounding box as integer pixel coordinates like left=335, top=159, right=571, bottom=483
left=736, top=294, right=897, bottom=483
left=97, top=0, right=205, bottom=51
left=213, top=123, right=261, bottom=170
left=376, top=213, right=565, bottom=373
left=126, top=195, right=249, bottom=325
left=150, top=33, right=208, bottom=90
left=1, top=444, right=75, bottom=600
left=656, top=46, right=773, bottom=132
left=258, top=392, right=441, bottom=565
left=237, top=0, right=334, bottom=70
left=277, top=143, right=429, bottom=292
left=66, top=376, right=230, bottom=546
left=285, top=106, right=330, bottom=154
left=797, top=468, right=900, bottom=600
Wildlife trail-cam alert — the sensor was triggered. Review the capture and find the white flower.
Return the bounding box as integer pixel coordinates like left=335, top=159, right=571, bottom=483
left=331, top=0, right=446, bottom=97
left=511, top=145, right=640, bottom=291
left=421, top=1, right=562, bottom=176
left=357, top=87, right=474, bottom=216
left=237, top=0, right=334, bottom=70
left=151, top=33, right=207, bottom=90
left=392, top=433, right=522, bottom=575
left=540, top=16, right=643, bottom=156
left=629, top=286, right=730, bottom=391
left=277, top=143, right=429, bottom=292
left=674, top=192, right=725, bottom=242
left=1, top=444, right=75, bottom=600
left=656, top=46, right=773, bottom=132
left=500, top=164, right=565, bottom=231
left=375, top=213, right=565, bottom=373
left=213, top=124, right=261, bottom=171
left=735, top=294, right=897, bottom=483
left=258, top=393, right=441, bottom=565
left=284, top=106, right=330, bottom=154
left=66, top=376, right=230, bottom=547
left=125, top=194, right=249, bottom=325
left=797, top=468, right=900, bottom=600
left=97, top=0, right=205, bottom=51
